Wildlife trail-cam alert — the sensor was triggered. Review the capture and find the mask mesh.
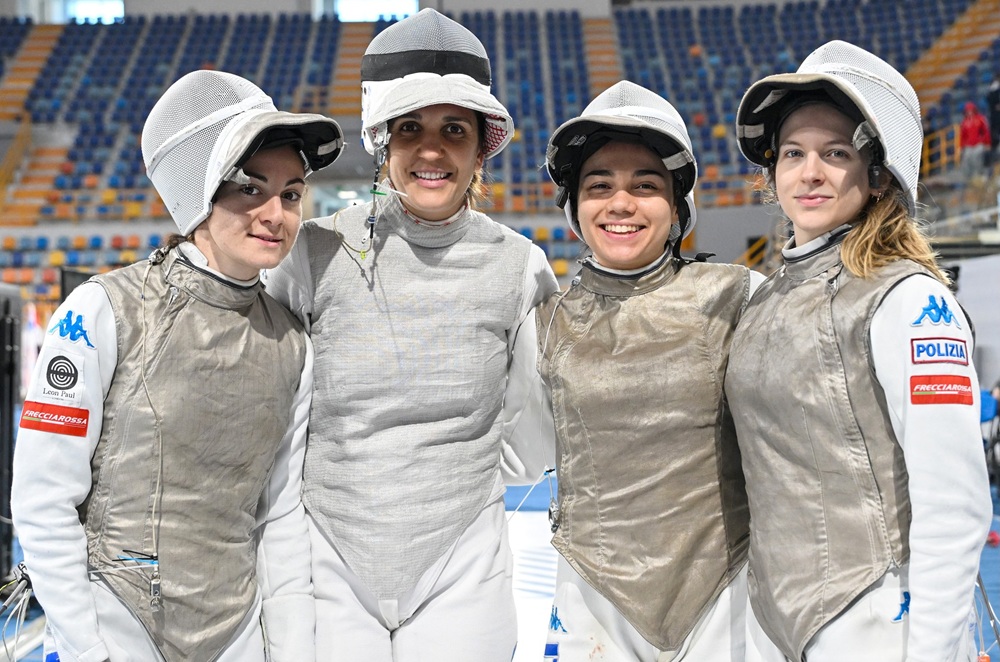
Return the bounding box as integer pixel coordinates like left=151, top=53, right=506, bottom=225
left=364, top=10, right=488, bottom=59
left=777, top=41, right=921, bottom=207
left=142, top=71, right=274, bottom=233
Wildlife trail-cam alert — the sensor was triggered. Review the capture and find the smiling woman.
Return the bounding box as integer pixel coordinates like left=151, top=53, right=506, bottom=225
left=385, top=103, right=485, bottom=221
left=773, top=104, right=875, bottom=246
left=196, top=147, right=307, bottom=280
left=524, top=80, right=756, bottom=662
left=262, top=9, right=557, bottom=662
left=10, top=69, right=343, bottom=662
left=575, top=140, right=678, bottom=270
left=727, top=41, right=993, bottom=662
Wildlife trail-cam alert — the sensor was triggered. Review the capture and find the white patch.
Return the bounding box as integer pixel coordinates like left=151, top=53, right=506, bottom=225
left=910, top=337, right=968, bottom=365
left=34, top=347, right=85, bottom=407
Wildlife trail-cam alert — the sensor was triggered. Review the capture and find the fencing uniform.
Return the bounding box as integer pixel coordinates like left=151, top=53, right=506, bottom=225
left=727, top=228, right=992, bottom=662
left=534, top=255, right=753, bottom=662
left=12, top=244, right=314, bottom=662
left=263, top=190, right=557, bottom=661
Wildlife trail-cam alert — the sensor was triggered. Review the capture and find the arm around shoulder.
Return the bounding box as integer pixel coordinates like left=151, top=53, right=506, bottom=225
left=256, top=335, right=315, bottom=661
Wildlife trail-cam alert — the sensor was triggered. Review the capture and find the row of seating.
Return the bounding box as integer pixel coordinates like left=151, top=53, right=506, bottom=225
left=3, top=2, right=994, bottom=233
left=1, top=233, right=158, bottom=252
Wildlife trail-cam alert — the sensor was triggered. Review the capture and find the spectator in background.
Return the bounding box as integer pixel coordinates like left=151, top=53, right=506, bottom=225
left=959, top=100, right=990, bottom=181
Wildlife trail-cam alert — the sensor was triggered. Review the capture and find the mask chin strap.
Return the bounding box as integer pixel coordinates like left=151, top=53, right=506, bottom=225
left=852, top=121, right=886, bottom=190
left=670, top=210, right=688, bottom=264
left=669, top=172, right=689, bottom=265
left=361, top=128, right=391, bottom=260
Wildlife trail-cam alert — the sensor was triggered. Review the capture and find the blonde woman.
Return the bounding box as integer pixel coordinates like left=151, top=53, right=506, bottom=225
left=726, top=41, right=992, bottom=662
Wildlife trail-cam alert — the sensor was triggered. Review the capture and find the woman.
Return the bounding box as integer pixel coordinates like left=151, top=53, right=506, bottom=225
left=11, top=70, right=343, bottom=662
left=533, top=80, right=755, bottom=661
left=262, top=9, right=557, bottom=661
left=726, top=40, right=993, bottom=662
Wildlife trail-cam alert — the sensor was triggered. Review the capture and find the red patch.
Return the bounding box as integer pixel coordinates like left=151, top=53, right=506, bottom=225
left=19, top=400, right=89, bottom=437
left=909, top=375, right=974, bottom=405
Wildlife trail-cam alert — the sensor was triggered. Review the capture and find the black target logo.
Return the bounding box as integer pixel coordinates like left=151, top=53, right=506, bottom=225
left=47, top=355, right=79, bottom=390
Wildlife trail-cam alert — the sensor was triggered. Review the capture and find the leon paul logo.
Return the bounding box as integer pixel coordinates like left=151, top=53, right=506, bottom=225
left=46, top=355, right=79, bottom=391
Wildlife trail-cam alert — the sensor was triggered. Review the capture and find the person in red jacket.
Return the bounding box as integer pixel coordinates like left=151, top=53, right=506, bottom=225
left=959, top=101, right=990, bottom=181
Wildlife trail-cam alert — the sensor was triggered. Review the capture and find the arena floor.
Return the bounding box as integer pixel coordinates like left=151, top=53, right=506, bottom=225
left=2, top=486, right=997, bottom=661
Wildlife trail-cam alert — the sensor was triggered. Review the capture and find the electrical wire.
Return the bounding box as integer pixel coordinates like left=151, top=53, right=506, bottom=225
left=138, top=258, right=166, bottom=611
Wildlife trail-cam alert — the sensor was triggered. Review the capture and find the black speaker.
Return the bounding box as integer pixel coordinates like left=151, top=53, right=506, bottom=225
left=0, top=284, right=21, bottom=580
left=60, top=268, right=97, bottom=302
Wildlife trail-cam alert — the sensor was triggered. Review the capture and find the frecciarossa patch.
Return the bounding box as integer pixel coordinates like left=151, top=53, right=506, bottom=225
left=910, top=337, right=968, bottom=365
left=19, top=401, right=89, bottom=436
left=909, top=375, right=974, bottom=405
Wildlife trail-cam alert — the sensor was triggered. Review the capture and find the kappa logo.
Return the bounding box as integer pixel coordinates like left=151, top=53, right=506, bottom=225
left=910, top=375, right=974, bottom=405
left=892, top=591, right=910, bottom=623
left=49, top=310, right=95, bottom=348
left=910, top=337, right=968, bottom=365
left=46, top=355, right=79, bottom=390
left=911, top=295, right=961, bottom=328
left=549, top=606, right=567, bottom=633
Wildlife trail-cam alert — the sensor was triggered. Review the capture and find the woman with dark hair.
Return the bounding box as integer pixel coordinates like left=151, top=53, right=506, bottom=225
left=727, top=41, right=992, bottom=662
left=12, top=70, right=343, bottom=662
left=532, top=79, right=755, bottom=662
left=263, top=9, right=557, bottom=661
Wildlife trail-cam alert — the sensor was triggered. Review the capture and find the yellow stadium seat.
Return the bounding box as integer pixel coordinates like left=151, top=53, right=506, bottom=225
left=49, top=250, right=66, bottom=267
left=124, top=202, right=143, bottom=219
left=534, top=227, right=549, bottom=242
left=712, top=124, right=727, bottom=139
left=552, top=259, right=569, bottom=277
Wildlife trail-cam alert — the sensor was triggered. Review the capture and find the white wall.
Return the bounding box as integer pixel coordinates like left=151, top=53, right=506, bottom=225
left=2, top=0, right=610, bottom=21
left=954, top=253, right=1000, bottom=390
left=430, top=0, right=610, bottom=17
left=124, top=0, right=312, bottom=17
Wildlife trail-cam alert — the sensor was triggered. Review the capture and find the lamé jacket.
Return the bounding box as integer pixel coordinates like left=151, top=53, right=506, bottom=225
left=536, top=255, right=752, bottom=651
